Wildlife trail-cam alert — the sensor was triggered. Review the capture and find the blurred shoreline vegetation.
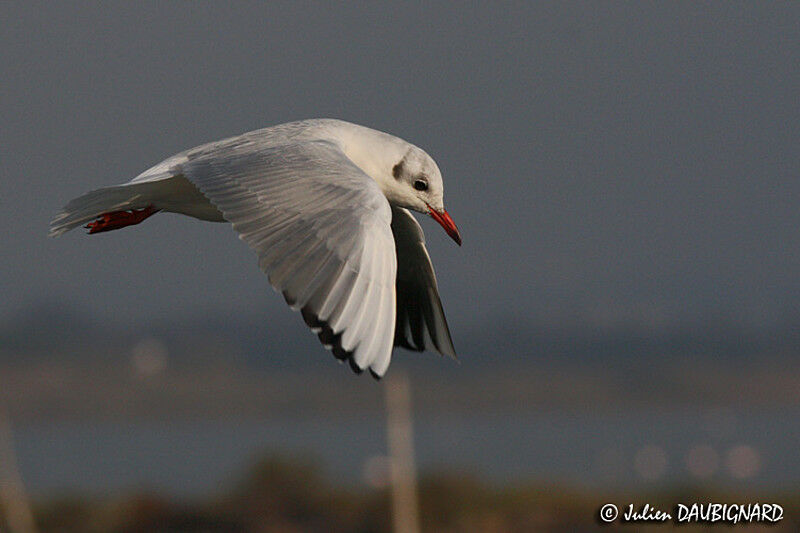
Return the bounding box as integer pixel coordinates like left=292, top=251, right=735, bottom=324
left=2, top=302, right=799, bottom=531
left=20, top=453, right=800, bottom=532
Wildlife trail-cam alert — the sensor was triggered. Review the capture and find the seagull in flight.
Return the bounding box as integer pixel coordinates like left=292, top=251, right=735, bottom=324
left=50, top=119, right=461, bottom=378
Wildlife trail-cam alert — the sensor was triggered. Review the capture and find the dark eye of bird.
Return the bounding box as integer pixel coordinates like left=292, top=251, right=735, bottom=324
left=414, top=179, right=428, bottom=191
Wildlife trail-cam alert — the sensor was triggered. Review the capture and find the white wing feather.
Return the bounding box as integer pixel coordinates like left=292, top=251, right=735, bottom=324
left=178, top=138, right=398, bottom=377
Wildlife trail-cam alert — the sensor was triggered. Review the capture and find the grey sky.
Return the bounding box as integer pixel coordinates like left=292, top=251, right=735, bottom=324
left=2, top=2, right=799, bottom=333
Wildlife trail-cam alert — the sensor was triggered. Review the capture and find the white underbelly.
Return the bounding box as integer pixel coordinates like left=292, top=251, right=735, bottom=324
left=153, top=176, right=226, bottom=222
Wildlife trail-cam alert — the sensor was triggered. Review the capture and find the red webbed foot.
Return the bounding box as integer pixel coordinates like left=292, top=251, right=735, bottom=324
left=85, top=206, right=159, bottom=234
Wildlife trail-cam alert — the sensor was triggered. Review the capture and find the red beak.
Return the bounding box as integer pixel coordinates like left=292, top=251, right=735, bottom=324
left=427, top=205, right=462, bottom=246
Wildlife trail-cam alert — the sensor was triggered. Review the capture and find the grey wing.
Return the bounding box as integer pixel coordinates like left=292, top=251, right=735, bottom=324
left=180, top=139, right=398, bottom=377
left=390, top=206, right=457, bottom=359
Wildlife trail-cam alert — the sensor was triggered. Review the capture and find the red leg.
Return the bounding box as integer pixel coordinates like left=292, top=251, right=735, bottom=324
left=85, top=206, right=160, bottom=234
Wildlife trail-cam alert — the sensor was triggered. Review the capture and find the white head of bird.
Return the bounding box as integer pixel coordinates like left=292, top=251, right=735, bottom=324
left=333, top=121, right=462, bottom=245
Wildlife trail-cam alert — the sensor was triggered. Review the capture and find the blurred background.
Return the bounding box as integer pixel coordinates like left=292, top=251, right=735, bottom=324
left=2, top=2, right=800, bottom=531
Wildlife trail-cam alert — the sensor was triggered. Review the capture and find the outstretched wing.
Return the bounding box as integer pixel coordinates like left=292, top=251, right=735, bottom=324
left=180, top=139, right=397, bottom=377
left=391, top=206, right=456, bottom=359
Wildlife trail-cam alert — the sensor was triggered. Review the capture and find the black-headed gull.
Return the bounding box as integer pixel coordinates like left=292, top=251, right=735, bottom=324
left=50, top=119, right=460, bottom=378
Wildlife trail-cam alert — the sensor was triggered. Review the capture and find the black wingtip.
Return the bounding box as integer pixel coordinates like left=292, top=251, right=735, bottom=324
left=348, top=358, right=364, bottom=374
left=302, top=305, right=370, bottom=377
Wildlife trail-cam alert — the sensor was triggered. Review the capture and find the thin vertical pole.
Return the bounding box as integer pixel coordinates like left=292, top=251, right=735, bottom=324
left=385, top=372, right=421, bottom=533
left=0, top=406, right=37, bottom=533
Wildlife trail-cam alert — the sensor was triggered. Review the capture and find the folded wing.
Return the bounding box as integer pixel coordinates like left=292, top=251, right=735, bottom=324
left=391, top=206, right=457, bottom=359
left=180, top=139, right=398, bottom=377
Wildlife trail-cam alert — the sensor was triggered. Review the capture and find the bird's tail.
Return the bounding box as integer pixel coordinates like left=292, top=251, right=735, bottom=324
left=49, top=182, right=160, bottom=237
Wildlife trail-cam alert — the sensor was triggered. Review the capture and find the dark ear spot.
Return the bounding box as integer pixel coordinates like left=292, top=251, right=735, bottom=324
left=392, top=161, right=404, bottom=180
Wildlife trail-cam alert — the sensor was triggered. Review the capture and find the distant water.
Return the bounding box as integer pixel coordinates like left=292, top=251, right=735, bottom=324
left=12, top=408, right=800, bottom=497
